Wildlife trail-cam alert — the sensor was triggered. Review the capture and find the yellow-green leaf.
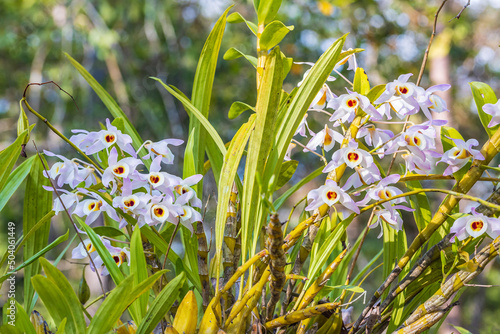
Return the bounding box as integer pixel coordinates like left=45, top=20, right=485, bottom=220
left=260, top=21, right=294, bottom=50
left=470, top=81, right=498, bottom=138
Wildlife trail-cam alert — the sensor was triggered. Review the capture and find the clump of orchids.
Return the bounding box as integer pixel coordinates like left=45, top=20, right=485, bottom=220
left=291, top=60, right=500, bottom=242
left=43, top=119, right=202, bottom=275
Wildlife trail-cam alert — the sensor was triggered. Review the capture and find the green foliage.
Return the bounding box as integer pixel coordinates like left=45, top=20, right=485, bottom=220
left=32, top=258, right=86, bottom=334
left=223, top=48, right=258, bottom=68
left=65, top=53, right=147, bottom=163
left=260, top=21, right=294, bottom=50
left=135, top=273, right=186, bottom=334
left=470, top=82, right=498, bottom=138
left=186, top=6, right=232, bottom=192
left=22, top=154, right=52, bottom=312
left=129, top=227, right=149, bottom=321
left=227, top=101, right=256, bottom=119
left=0, top=156, right=35, bottom=212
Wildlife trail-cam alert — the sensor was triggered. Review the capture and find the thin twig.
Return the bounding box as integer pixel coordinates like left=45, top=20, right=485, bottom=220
left=159, top=221, right=181, bottom=288
left=417, top=0, right=449, bottom=86
left=23, top=81, right=81, bottom=113
left=386, top=0, right=449, bottom=175
left=291, top=139, right=328, bottom=165
left=449, top=0, right=471, bottom=22
left=33, top=141, right=107, bottom=298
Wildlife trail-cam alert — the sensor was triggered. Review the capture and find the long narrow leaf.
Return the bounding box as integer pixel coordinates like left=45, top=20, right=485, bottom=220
left=240, top=47, right=284, bottom=282
left=263, top=35, right=346, bottom=197
left=23, top=154, right=52, bottom=311
left=0, top=230, right=68, bottom=284
left=0, top=127, right=32, bottom=193
left=0, top=156, right=35, bottom=212
left=129, top=227, right=149, bottom=322
left=31, top=276, right=82, bottom=333
left=135, top=272, right=186, bottom=334
left=77, top=218, right=124, bottom=286
left=185, top=6, right=232, bottom=191
left=87, top=271, right=165, bottom=333
left=64, top=53, right=147, bottom=160
left=13, top=301, right=36, bottom=334
left=38, top=257, right=86, bottom=333
left=214, top=114, right=256, bottom=287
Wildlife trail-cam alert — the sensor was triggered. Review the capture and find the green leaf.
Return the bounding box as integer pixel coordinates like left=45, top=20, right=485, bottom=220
left=440, top=126, right=464, bottom=153
left=351, top=249, right=383, bottom=285
left=139, top=224, right=201, bottom=292
left=223, top=48, right=258, bottom=68
left=22, top=154, right=52, bottom=312
left=0, top=155, right=35, bottom=212
left=275, top=159, right=298, bottom=190
left=260, top=21, right=294, bottom=50
left=92, top=226, right=127, bottom=239
left=257, top=0, right=282, bottom=24
left=77, top=218, right=125, bottom=286
left=353, top=67, right=370, bottom=95
left=87, top=271, right=165, bottom=333
left=386, top=228, right=408, bottom=332
left=228, top=101, right=255, bottom=119
left=0, top=230, right=68, bottom=284
left=13, top=301, right=36, bottom=334
left=180, top=225, right=201, bottom=293
left=17, top=100, right=30, bottom=144
left=263, top=35, right=346, bottom=197
left=152, top=78, right=226, bottom=185
left=64, top=53, right=147, bottom=161
left=305, top=216, right=353, bottom=291
left=406, top=180, right=431, bottom=233
left=38, top=257, right=86, bottom=333
left=214, top=114, right=256, bottom=289
left=0, top=127, right=32, bottom=194
left=135, top=273, right=186, bottom=334
left=470, top=81, right=498, bottom=138
left=227, top=12, right=258, bottom=35
left=31, top=276, right=81, bottom=333
left=450, top=325, right=473, bottom=334
left=185, top=6, right=232, bottom=194
left=78, top=267, right=90, bottom=305
left=366, top=84, right=386, bottom=103
left=323, top=285, right=364, bottom=293
left=129, top=227, right=149, bottom=322
left=240, top=47, right=284, bottom=282
left=0, top=325, right=22, bottom=334
left=55, top=319, right=67, bottom=334
left=274, top=166, right=323, bottom=210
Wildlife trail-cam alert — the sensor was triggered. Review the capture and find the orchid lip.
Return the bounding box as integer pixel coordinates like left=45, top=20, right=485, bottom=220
left=149, top=172, right=165, bottom=187
left=102, top=131, right=117, bottom=145
left=180, top=206, right=193, bottom=221
left=344, top=150, right=363, bottom=167
left=152, top=204, right=168, bottom=222
left=111, top=164, right=130, bottom=178
left=466, top=217, right=487, bottom=238
left=83, top=199, right=102, bottom=215
left=122, top=195, right=139, bottom=210
left=321, top=187, right=340, bottom=206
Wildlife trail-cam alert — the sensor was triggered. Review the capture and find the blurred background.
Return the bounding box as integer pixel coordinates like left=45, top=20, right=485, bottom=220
left=1, top=0, right=500, bottom=332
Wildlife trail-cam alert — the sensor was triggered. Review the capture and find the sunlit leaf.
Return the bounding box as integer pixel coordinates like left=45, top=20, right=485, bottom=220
left=23, top=154, right=52, bottom=312
left=135, top=273, right=186, bottom=334
left=223, top=48, right=257, bottom=68
left=260, top=21, right=294, bottom=50
left=470, top=81, right=498, bottom=138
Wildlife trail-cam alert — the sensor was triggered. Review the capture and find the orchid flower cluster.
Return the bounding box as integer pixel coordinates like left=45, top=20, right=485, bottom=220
left=291, top=58, right=500, bottom=241
left=43, top=119, right=203, bottom=275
